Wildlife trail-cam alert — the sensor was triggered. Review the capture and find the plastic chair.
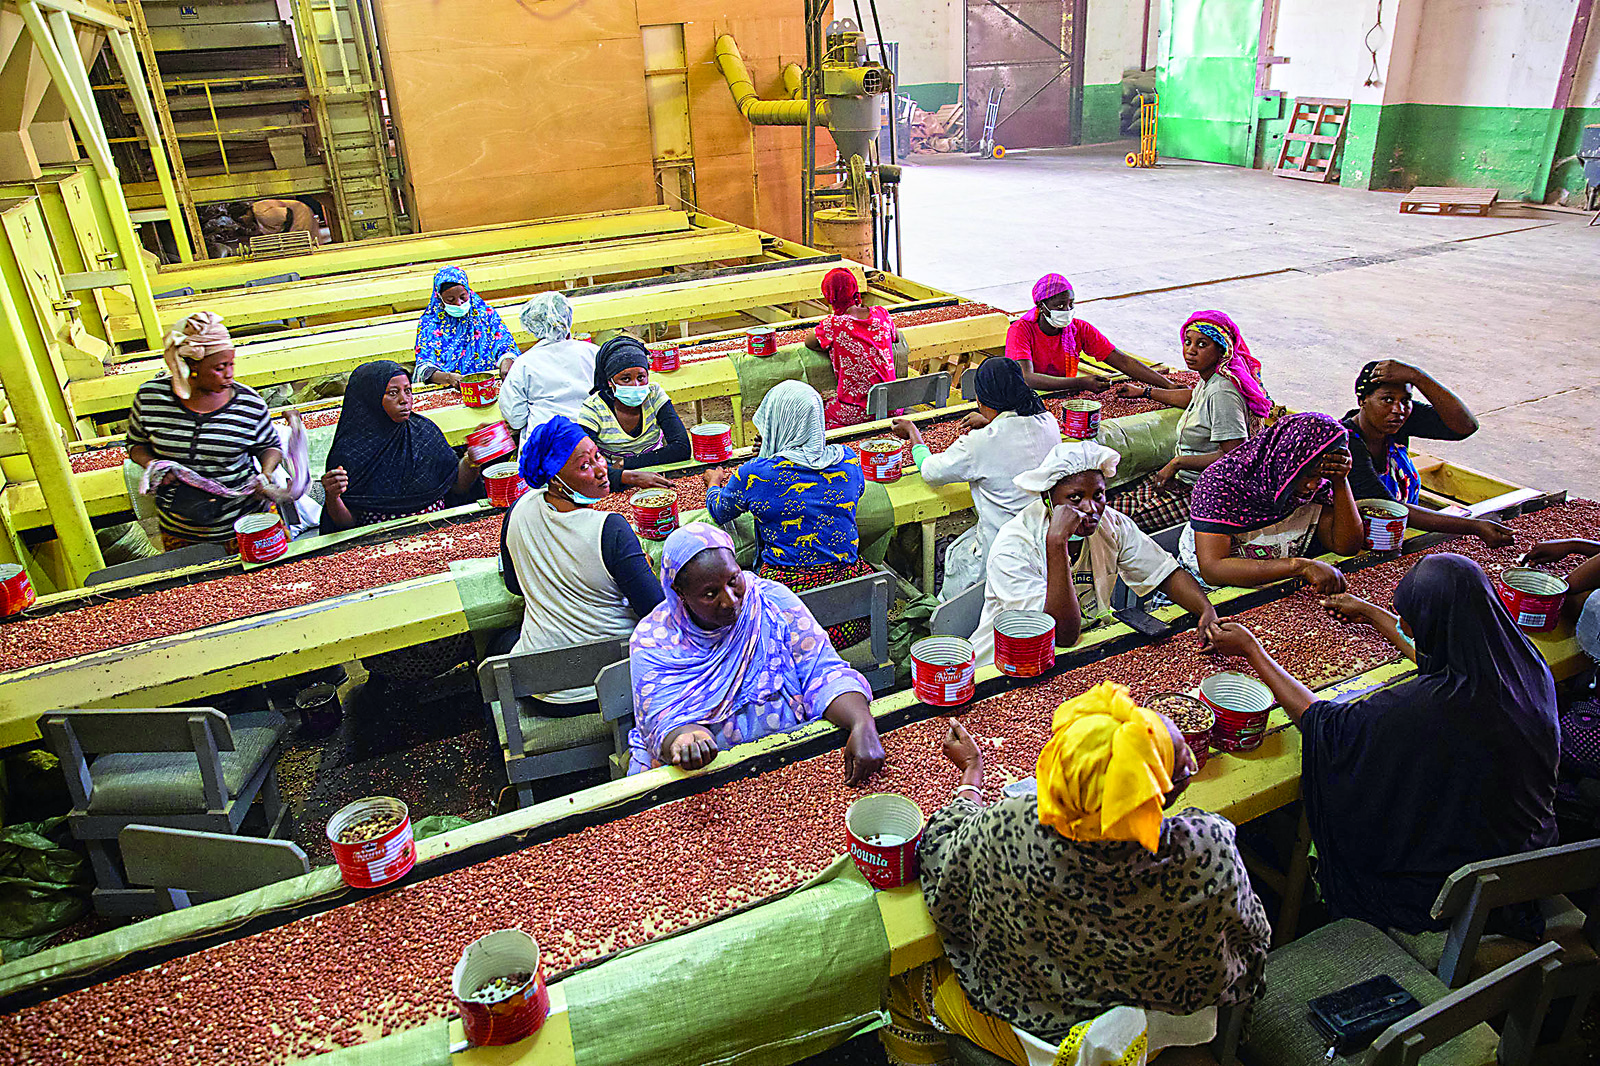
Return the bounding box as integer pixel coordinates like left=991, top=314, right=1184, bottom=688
left=867, top=371, right=951, bottom=421
left=119, top=825, right=309, bottom=911
left=930, top=580, right=985, bottom=639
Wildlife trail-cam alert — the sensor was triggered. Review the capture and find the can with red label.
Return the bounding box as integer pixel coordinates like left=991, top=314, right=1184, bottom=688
left=234, top=513, right=289, bottom=564
left=993, top=610, right=1055, bottom=677
left=466, top=422, right=516, bottom=464
left=0, top=564, right=35, bottom=617
left=460, top=372, right=500, bottom=408
left=327, top=796, right=415, bottom=889
left=453, top=930, right=551, bottom=1047
left=1358, top=498, right=1408, bottom=552
left=845, top=793, right=925, bottom=890
left=1061, top=399, right=1101, bottom=439
left=745, top=326, right=777, bottom=357
left=1148, top=692, right=1214, bottom=772
left=484, top=462, right=529, bottom=508
left=632, top=489, right=679, bottom=540
left=856, top=439, right=904, bottom=483
left=1199, top=672, right=1274, bottom=753
left=1496, top=567, right=1567, bottom=633
left=649, top=346, right=680, bottom=373
left=691, top=422, right=734, bottom=463
left=910, top=636, right=977, bottom=706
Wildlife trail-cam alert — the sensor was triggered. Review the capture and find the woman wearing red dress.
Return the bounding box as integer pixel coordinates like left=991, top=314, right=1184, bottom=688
left=806, top=267, right=898, bottom=428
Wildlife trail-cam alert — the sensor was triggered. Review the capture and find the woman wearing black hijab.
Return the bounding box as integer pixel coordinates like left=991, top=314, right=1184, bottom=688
left=320, top=360, right=483, bottom=532
left=1208, top=553, right=1559, bottom=932
left=573, top=335, right=690, bottom=492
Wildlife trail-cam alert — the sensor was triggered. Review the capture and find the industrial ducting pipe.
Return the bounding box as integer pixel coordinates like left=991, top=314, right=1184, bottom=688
left=714, top=35, right=827, bottom=125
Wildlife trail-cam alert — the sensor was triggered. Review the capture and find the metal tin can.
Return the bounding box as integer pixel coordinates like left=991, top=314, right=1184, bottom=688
left=466, top=422, right=515, bottom=464
left=1358, top=498, right=1408, bottom=552
left=690, top=422, right=734, bottom=462
left=856, top=439, right=904, bottom=483
left=910, top=636, right=977, bottom=706
left=484, top=462, right=528, bottom=508
left=453, top=930, right=551, bottom=1046
left=649, top=346, right=680, bottom=373
left=0, top=563, right=35, bottom=617
left=632, top=489, right=679, bottom=541
left=1147, top=692, right=1214, bottom=771
left=460, top=372, right=500, bottom=408
left=1198, top=672, right=1274, bottom=753
left=326, top=796, right=414, bottom=889
left=1497, top=567, right=1568, bottom=633
left=745, top=326, right=777, bottom=357
left=845, top=793, right=925, bottom=890
left=234, top=513, right=289, bottom=564
left=1061, top=399, right=1102, bottom=439
left=993, top=610, right=1055, bottom=678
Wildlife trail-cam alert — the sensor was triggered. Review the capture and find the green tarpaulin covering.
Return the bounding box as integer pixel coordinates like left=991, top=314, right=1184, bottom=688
left=731, top=342, right=835, bottom=413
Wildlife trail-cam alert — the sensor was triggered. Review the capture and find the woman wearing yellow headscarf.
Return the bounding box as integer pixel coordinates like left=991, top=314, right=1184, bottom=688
left=883, top=683, right=1271, bottom=1066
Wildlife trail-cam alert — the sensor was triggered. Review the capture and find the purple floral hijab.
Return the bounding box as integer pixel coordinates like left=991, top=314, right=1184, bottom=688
left=1189, top=412, right=1347, bottom=535
left=626, top=523, right=869, bottom=773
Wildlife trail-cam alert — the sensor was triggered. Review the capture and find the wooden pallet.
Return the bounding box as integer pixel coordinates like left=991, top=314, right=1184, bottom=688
left=247, top=231, right=318, bottom=260
left=1274, top=97, right=1349, bottom=183
left=1398, top=186, right=1500, bottom=216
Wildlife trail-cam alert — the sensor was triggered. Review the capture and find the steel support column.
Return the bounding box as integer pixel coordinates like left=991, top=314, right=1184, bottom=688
left=106, top=29, right=192, bottom=263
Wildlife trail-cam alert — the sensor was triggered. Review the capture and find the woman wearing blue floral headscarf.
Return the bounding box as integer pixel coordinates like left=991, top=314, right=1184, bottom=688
left=413, top=265, right=521, bottom=387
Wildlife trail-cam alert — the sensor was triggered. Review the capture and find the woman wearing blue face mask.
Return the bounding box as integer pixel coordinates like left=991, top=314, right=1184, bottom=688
left=575, top=335, right=691, bottom=491
left=413, top=265, right=521, bottom=388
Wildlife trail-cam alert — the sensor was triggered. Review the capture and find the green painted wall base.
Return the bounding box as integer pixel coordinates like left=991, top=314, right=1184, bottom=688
left=1081, top=82, right=1128, bottom=145
left=900, top=82, right=960, bottom=112
left=1551, top=107, right=1600, bottom=201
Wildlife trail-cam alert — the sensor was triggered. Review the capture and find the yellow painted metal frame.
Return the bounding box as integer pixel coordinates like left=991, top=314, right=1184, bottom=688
left=151, top=206, right=695, bottom=293
left=110, top=222, right=768, bottom=339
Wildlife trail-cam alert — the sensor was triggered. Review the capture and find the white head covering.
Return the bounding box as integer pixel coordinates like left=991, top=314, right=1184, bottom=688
left=754, top=380, right=846, bottom=469
left=1013, top=441, right=1120, bottom=493
left=519, top=291, right=574, bottom=344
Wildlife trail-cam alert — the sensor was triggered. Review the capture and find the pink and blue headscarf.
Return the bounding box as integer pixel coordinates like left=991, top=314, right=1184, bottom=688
left=625, top=523, right=869, bottom=773
left=1181, top=310, right=1272, bottom=420
left=412, top=266, right=517, bottom=377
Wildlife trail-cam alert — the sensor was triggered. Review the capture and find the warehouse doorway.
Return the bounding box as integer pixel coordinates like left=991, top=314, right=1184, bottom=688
left=963, top=0, right=1087, bottom=151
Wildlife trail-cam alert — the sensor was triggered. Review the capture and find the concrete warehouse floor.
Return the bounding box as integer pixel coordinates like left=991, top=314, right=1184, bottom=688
left=898, top=145, right=1600, bottom=503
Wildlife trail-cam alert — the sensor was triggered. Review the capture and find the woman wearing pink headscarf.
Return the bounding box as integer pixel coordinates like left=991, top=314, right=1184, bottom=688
left=127, top=312, right=290, bottom=550
left=1001, top=273, right=1171, bottom=405
left=1110, top=310, right=1274, bottom=533
left=805, top=267, right=900, bottom=428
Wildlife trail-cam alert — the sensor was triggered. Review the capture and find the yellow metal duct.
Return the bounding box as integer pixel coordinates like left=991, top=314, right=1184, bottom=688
left=714, top=35, right=826, bottom=125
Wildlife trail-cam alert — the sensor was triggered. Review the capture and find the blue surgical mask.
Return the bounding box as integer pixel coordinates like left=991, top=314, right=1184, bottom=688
left=443, top=301, right=470, bottom=318
left=552, top=474, right=603, bottom=506
left=612, top=383, right=650, bottom=406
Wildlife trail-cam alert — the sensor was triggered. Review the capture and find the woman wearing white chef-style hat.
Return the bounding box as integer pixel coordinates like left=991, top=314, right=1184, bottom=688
left=970, top=441, right=1221, bottom=667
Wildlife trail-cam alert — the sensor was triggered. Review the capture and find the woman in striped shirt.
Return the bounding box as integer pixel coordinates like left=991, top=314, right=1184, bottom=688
left=127, top=313, right=291, bottom=549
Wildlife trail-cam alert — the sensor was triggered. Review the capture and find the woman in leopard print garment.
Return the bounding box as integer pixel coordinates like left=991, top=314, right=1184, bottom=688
left=886, top=685, right=1270, bottom=1064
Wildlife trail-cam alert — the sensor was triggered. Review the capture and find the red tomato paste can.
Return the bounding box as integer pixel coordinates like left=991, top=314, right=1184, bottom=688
left=632, top=488, right=679, bottom=541
left=993, top=609, right=1056, bottom=678
left=460, top=372, right=500, bottom=408
left=1199, top=672, right=1274, bottom=753
left=0, top=563, right=35, bottom=617
left=326, top=796, right=415, bottom=889
left=467, top=422, right=515, bottom=464
left=1061, top=399, right=1102, bottom=440
left=844, top=793, right=925, bottom=890
left=856, top=438, right=904, bottom=483
left=453, top=929, right=551, bottom=1046
left=1497, top=567, right=1567, bottom=633
left=1358, top=498, right=1408, bottom=552
left=484, top=462, right=528, bottom=509
left=234, top=512, right=289, bottom=564
left=649, top=345, right=680, bottom=373
left=1148, top=692, right=1214, bottom=772
left=690, top=422, right=734, bottom=463
left=910, top=636, right=977, bottom=706
left=745, top=326, right=777, bottom=357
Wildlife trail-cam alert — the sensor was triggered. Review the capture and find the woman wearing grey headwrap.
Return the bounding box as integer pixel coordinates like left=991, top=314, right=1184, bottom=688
left=499, top=291, right=597, bottom=447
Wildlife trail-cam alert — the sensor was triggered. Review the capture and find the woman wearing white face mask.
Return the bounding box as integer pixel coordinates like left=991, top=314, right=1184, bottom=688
left=1003, top=273, right=1172, bottom=401
left=412, top=265, right=520, bottom=388
left=574, top=335, right=690, bottom=491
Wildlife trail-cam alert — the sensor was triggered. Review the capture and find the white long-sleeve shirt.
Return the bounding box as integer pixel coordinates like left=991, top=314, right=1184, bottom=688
left=499, top=338, right=598, bottom=446
left=917, top=411, right=1063, bottom=570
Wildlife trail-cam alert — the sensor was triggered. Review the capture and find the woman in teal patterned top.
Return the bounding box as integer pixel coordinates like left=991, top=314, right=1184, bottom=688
left=704, top=380, right=872, bottom=647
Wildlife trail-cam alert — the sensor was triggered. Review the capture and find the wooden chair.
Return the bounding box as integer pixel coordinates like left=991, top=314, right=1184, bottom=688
left=119, top=825, right=309, bottom=911
left=594, top=573, right=896, bottom=778
left=475, top=636, right=630, bottom=807
left=1232, top=919, right=1557, bottom=1066
left=1386, top=839, right=1600, bottom=1065
left=42, top=708, right=290, bottom=916
left=867, top=371, right=951, bottom=421
left=930, top=580, right=985, bottom=639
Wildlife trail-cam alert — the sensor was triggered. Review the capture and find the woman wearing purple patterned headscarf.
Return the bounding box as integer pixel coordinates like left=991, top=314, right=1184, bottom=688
left=1180, top=412, right=1363, bottom=594
left=999, top=272, right=1172, bottom=403
left=626, top=523, right=883, bottom=782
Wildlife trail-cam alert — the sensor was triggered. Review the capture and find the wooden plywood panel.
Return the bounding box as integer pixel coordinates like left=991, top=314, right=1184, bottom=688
left=418, top=165, right=660, bottom=233
left=378, top=0, right=641, bottom=50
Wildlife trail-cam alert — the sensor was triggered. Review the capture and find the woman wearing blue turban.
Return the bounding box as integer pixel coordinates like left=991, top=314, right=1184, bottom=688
left=493, top=416, right=664, bottom=717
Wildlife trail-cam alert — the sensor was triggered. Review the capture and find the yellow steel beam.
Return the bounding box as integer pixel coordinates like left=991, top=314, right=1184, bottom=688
left=71, top=262, right=862, bottom=416
left=152, top=207, right=694, bottom=293
left=108, top=225, right=765, bottom=339
left=105, top=27, right=192, bottom=263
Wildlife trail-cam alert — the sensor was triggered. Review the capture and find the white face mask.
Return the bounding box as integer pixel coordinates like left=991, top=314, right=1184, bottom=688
left=443, top=301, right=469, bottom=318
left=612, top=383, right=650, bottom=407
left=1042, top=308, right=1074, bottom=329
